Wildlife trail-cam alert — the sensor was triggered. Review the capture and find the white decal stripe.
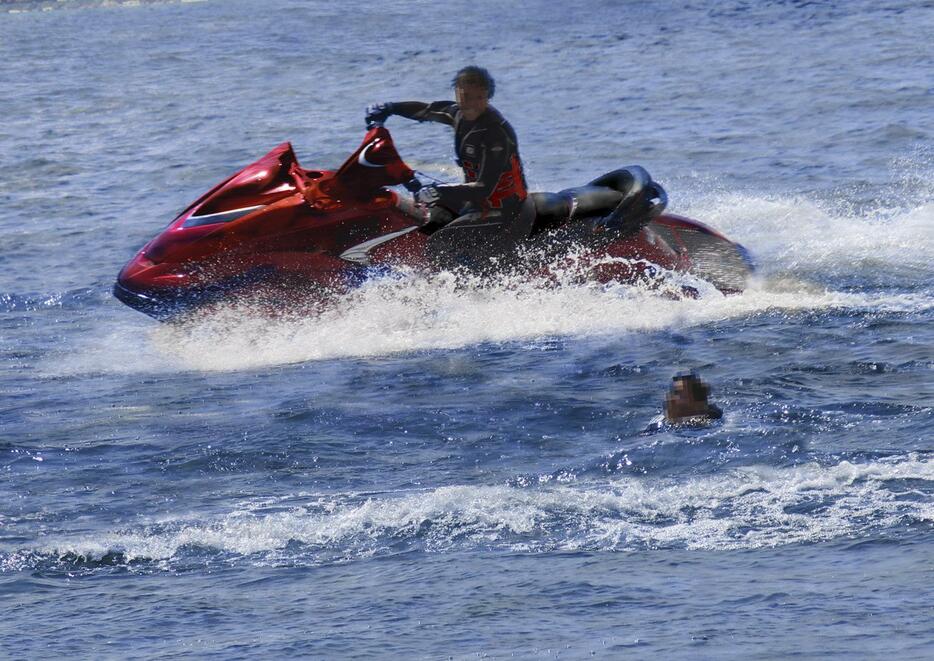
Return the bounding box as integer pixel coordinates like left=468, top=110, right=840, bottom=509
left=189, top=204, right=265, bottom=222
left=338, top=226, right=419, bottom=264
left=357, top=142, right=384, bottom=168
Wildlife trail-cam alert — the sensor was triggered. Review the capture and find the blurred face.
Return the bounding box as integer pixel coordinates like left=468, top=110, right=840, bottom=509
left=665, top=378, right=710, bottom=421
left=456, top=83, right=490, bottom=121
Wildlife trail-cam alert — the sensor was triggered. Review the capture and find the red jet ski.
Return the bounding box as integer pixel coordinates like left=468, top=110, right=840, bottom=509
left=114, top=126, right=753, bottom=319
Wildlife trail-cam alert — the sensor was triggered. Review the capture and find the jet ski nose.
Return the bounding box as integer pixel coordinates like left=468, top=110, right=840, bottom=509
left=119, top=252, right=156, bottom=281
left=114, top=252, right=193, bottom=319
left=112, top=279, right=168, bottom=319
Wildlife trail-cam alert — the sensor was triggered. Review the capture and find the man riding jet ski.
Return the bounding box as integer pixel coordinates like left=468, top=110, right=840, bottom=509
left=113, top=86, right=752, bottom=319
left=366, top=65, right=655, bottom=269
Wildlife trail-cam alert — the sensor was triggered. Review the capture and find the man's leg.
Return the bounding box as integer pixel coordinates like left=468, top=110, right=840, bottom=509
left=426, top=201, right=533, bottom=272
left=426, top=210, right=505, bottom=271
left=419, top=205, right=455, bottom=235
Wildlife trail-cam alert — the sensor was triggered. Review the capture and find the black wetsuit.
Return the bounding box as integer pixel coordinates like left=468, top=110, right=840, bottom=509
left=391, top=100, right=533, bottom=267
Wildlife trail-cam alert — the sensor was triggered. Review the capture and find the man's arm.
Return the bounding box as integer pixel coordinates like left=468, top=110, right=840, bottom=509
left=370, top=101, right=457, bottom=127
left=436, top=126, right=511, bottom=210
left=392, top=101, right=457, bottom=126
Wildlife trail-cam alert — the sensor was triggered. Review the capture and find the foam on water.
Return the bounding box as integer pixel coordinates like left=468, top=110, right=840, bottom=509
left=4, top=0, right=933, bottom=653
left=35, top=187, right=930, bottom=375
left=159, top=274, right=934, bottom=372
left=684, top=195, right=933, bottom=278
left=6, top=453, right=930, bottom=571
left=47, top=189, right=925, bottom=375
left=50, top=255, right=931, bottom=375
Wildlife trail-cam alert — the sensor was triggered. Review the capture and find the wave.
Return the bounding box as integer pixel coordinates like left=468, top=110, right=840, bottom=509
left=4, top=453, right=931, bottom=573
left=43, top=163, right=934, bottom=374
left=680, top=193, right=933, bottom=279
left=48, top=260, right=931, bottom=374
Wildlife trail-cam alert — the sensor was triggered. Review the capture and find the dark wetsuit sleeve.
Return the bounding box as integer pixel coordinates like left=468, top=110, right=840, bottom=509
left=391, top=101, right=457, bottom=126
left=437, top=124, right=511, bottom=210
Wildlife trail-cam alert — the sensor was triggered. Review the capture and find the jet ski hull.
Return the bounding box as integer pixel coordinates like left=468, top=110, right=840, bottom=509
left=114, top=127, right=753, bottom=320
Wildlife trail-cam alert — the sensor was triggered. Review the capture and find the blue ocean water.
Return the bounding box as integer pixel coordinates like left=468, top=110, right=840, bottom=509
left=1, top=0, right=932, bottom=658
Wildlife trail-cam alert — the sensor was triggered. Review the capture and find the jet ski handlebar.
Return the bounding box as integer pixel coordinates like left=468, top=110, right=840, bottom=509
left=289, top=163, right=309, bottom=195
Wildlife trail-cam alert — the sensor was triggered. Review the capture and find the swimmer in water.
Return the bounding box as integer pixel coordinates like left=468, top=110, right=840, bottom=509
left=665, top=372, right=722, bottom=425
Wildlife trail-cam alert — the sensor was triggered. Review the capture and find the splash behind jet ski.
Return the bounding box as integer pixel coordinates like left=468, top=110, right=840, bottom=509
left=114, top=127, right=753, bottom=320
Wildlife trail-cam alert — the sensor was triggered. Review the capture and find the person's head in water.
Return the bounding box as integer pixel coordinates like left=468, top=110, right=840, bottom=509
left=665, top=373, right=722, bottom=424
left=452, top=66, right=494, bottom=121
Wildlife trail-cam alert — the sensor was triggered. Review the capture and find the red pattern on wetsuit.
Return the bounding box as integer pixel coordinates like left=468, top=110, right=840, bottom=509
left=463, top=155, right=526, bottom=210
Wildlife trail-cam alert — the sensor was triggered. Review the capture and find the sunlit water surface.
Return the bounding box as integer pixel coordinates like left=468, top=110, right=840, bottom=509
left=1, top=0, right=932, bottom=658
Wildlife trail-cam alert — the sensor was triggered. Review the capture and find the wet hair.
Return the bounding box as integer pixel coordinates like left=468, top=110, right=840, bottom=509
left=452, top=66, right=495, bottom=98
